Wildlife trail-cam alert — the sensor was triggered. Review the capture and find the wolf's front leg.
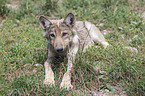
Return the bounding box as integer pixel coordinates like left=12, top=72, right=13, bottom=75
left=60, top=35, right=79, bottom=90
left=43, top=59, right=55, bottom=86
left=60, top=60, right=73, bottom=90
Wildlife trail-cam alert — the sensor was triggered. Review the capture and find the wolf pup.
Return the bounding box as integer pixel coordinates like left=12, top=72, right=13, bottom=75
left=39, top=13, right=109, bottom=90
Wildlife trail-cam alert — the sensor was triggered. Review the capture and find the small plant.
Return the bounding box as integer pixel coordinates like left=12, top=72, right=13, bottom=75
left=0, top=0, right=9, bottom=17
left=13, top=0, right=36, bottom=19
left=41, top=0, right=59, bottom=15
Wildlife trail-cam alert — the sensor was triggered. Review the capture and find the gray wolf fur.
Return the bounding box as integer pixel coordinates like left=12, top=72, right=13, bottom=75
left=39, top=13, right=109, bottom=90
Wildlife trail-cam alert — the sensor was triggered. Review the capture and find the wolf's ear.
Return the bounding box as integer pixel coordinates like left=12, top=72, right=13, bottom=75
left=39, top=16, right=51, bottom=30
left=63, top=13, right=75, bottom=27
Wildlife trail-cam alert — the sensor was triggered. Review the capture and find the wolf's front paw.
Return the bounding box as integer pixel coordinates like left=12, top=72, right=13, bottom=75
left=60, top=72, right=73, bottom=90
left=43, top=77, right=55, bottom=86
left=60, top=80, right=73, bottom=90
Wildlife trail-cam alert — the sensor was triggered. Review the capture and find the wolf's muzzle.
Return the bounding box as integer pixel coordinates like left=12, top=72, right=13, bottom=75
left=56, top=48, right=64, bottom=52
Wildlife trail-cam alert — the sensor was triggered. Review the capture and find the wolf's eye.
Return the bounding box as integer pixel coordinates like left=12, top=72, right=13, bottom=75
left=62, top=33, right=68, bottom=37
left=50, top=34, right=55, bottom=38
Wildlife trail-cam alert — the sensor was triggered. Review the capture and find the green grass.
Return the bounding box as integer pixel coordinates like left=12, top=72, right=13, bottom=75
left=0, top=0, right=10, bottom=17
left=0, top=0, right=145, bottom=95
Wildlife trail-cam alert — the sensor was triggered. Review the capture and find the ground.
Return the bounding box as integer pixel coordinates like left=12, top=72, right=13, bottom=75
left=0, top=0, right=145, bottom=95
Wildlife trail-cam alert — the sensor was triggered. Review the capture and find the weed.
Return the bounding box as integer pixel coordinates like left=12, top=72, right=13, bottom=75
left=0, top=0, right=9, bottom=17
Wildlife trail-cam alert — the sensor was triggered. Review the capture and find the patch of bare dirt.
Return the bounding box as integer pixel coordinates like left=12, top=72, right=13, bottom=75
left=6, top=0, right=20, bottom=9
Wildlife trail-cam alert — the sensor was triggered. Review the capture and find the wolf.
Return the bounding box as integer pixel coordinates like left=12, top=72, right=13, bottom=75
left=39, top=13, right=109, bottom=90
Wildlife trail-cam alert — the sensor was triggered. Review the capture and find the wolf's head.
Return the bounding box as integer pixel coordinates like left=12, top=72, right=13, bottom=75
left=39, top=13, right=76, bottom=53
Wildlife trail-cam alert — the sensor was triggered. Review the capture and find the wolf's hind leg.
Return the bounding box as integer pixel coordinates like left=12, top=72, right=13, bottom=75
left=84, top=21, right=109, bottom=48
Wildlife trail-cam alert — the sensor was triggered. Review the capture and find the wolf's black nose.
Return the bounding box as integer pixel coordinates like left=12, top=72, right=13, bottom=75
left=56, top=48, right=64, bottom=52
